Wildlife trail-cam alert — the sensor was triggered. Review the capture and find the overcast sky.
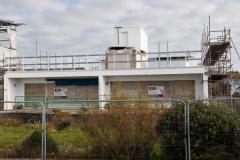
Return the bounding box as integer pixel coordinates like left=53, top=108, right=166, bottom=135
left=1, top=0, right=240, bottom=70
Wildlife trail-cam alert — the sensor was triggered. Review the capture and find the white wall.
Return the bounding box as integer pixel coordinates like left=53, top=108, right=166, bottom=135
left=4, top=78, right=50, bottom=110
left=149, top=60, right=189, bottom=68
left=4, top=67, right=207, bottom=110
left=114, top=26, right=148, bottom=52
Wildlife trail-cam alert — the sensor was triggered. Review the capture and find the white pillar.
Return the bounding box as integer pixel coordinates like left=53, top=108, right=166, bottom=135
left=195, top=79, right=202, bottom=99
left=3, top=76, right=9, bottom=110
left=98, top=75, right=106, bottom=109
left=105, top=81, right=111, bottom=100
left=4, top=77, right=16, bottom=110
left=202, top=73, right=209, bottom=99
left=195, top=74, right=208, bottom=99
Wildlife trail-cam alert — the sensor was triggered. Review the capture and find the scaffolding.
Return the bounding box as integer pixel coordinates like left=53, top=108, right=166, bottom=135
left=201, top=18, right=232, bottom=97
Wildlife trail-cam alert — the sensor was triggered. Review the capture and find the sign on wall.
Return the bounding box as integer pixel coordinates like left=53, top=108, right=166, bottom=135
left=148, top=86, right=164, bottom=97
left=54, top=88, right=68, bottom=97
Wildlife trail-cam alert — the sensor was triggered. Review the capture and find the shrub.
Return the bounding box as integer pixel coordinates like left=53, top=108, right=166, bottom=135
left=156, top=101, right=240, bottom=160
left=16, top=129, right=58, bottom=158
left=51, top=109, right=72, bottom=131
left=25, top=118, right=41, bottom=129
left=16, top=103, right=24, bottom=110
left=0, top=118, right=22, bottom=127
left=82, top=106, right=164, bottom=159
left=196, top=146, right=234, bottom=160
left=150, top=143, right=163, bottom=160
left=57, top=119, right=71, bottom=131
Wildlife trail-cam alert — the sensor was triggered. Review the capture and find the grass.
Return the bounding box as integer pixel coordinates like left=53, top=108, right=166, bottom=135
left=50, top=129, right=92, bottom=158
left=50, top=129, right=92, bottom=146
left=0, top=125, right=91, bottom=151
left=0, top=125, right=33, bottom=149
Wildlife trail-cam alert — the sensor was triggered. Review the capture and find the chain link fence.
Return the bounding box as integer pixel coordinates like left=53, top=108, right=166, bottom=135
left=188, top=98, right=240, bottom=160
left=45, top=99, right=187, bottom=160
left=1, top=98, right=240, bottom=160
left=0, top=101, right=45, bottom=159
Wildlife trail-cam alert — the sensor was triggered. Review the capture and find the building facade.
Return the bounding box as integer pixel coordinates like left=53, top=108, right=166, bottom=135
left=3, top=26, right=208, bottom=110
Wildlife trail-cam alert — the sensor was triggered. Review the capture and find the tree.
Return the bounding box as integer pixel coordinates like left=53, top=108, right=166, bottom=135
left=156, top=102, right=240, bottom=160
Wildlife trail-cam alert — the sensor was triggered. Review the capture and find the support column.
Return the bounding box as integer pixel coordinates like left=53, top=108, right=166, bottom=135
left=195, top=79, right=202, bottom=99
left=202, top=73, right=209, bottom=99
left=98, top=75, right=106, bottom=109
left=4, top=77, right=16, bottom=110
left=195, top=73, right=209, bottom=99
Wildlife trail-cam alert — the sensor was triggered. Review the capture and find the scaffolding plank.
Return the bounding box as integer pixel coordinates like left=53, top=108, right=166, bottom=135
left=203, top=42, right=230, bottom=66
left=208, top=73, right=229, bottom=81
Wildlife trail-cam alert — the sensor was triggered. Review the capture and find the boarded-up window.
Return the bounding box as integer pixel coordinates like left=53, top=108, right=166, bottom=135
left=25, top=84, right=45, bottom=96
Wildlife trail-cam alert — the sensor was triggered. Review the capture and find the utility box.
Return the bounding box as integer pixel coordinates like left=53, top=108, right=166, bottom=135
left=105, top=46, right=147, bottom=69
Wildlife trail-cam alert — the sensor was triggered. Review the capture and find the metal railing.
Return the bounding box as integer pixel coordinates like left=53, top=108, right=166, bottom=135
left=1, top=51, right=202, bottom=72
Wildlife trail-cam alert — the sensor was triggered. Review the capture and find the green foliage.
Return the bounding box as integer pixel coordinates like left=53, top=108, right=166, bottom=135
left=57, top=119, right=71, bottom=131
left=0, top=124, right=91, bottom=159
left=156, top=102, right=186, bottom=159
left=16, top=129, right=58, bottom=158
left=0, top=125, right=32, bottom=149
left=150, top=143, right=163, bottom=160
left=50, top=130, right=92, bottom=159
left=196, top=146, right=234, bottom=160
left=189, top=102, right=240, bottom=159
left=51, top=109, right=72, bottom=131
left=156, top=101, right=240, bottom=159
left=16, top=103, right=24, bottom=110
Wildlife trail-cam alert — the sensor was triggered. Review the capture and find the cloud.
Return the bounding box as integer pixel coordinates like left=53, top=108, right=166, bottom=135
left=1, top=0, right=240, bottom=69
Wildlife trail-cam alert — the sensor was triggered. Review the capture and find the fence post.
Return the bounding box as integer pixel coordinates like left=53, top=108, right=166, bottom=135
left=187, top=102, right=191, bottom=160
left=41, top=97, right=47, bottom=160
left=41, top=104, right=44, bottom=159
left=184, top=101, right=188, bottom=160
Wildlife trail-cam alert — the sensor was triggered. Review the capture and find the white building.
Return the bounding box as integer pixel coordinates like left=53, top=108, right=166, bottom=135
left=3, top=26, right=208, bottom=110
left=114, top=26, right=148, bottom=52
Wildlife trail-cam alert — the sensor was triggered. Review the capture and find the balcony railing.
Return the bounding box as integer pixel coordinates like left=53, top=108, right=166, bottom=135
left=1, top=51, right=202, bottom=72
